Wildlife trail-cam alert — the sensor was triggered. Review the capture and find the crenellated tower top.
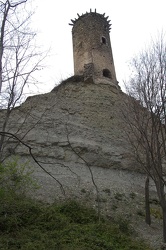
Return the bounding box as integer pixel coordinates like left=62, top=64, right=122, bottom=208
left=69, top=9, right=112, bottom=32
left=69, top=10, right=119, bottom=86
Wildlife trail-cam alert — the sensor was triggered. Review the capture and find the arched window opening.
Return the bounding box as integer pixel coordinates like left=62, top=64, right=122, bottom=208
left=103, top=69, right=112, bottom=78
left=102, top=36, right=106, bottom=44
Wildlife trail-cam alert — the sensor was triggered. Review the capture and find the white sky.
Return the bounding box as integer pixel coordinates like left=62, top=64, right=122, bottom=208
left=32, top=0, right=166, bottom=93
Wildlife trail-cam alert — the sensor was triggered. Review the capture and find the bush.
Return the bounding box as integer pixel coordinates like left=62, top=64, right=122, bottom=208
left=0, top=159, right=152, bottom=250
left=0, top=157, right=37, bottom=196
left=150, top=207, right=162, bottom=219
left=58, top=200, right=99, bottom=224
left=0, top=158, right=38, bottom=232
left=0, top=199, right=152, bottom=250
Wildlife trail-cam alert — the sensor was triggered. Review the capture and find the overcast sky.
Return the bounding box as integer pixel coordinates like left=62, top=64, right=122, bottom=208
left=32, top=0, right=166, bottom=93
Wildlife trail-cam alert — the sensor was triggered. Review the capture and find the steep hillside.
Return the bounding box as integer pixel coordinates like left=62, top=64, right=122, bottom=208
left=4, top=79, right=136, bottom=167
left=0, top=78, right=146, bottom=201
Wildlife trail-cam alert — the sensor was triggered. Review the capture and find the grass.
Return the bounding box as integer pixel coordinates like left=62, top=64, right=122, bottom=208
left=0, top=197, right=152, bottom=250
left=52, top=75, right=84, bottom=92
left=0, top=159, right=152, bottom=249
left=150, top=207, right=163, bottom=220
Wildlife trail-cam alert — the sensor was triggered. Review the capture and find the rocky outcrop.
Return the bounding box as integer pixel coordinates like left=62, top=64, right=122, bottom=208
left=0, top=78, right=145, bottom=200
left=3, top=80, right=136, bottom=166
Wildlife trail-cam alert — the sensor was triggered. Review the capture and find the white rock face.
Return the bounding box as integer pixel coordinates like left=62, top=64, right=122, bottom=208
left=0, top=79, right=147, bottom=200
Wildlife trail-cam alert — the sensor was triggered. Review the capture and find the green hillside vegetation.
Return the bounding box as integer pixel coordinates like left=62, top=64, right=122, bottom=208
left=0, top=160, right=152, bottom=250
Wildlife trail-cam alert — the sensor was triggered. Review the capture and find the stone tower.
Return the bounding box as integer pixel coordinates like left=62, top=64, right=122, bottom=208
left=69, top=10, right=118, bottom=86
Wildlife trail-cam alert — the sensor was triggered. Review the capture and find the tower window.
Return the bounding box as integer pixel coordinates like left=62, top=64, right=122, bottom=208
left=102, top=36, right=106, bottom=44
left=103, top=69, right=112, bottom=78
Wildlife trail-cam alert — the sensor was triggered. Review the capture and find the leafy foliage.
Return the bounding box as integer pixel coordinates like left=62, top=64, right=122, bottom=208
left=0, top=199, right=152, bottom=249
left=0, top=159, right=152, bottom=249
left=0, top=158, right=37, bottom=196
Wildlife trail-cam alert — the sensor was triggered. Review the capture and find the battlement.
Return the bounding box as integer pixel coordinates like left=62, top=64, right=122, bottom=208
left=69, top=9, right=112, bottom=33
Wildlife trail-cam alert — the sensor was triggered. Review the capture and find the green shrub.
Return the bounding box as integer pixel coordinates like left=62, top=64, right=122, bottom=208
left=0, top=199, right=152, bottom=250
left=58, top=200, right=99, bottom=224
left=150, top=207, right=162, bottom=219
left=0, top=158, right=38, bottom=233
left=114, top=192, right=125, bottom=201
left=129, top=192, right=136, bottom=199
left=103, top=188, right=111, bottom=194
left=137, top=209, right=145, bottom=217
left=0, top=157, right=37, bottom=197
left=0, top=159, right=153, bottom=250
left=116, top=217, right=132, bottom=235
left=81, top=188, right=86, bottom=193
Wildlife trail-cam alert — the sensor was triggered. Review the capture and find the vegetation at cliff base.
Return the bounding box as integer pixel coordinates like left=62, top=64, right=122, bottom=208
left=0, top=198, right=152, bottom=250
left=0, top=159, right=152, bottom=249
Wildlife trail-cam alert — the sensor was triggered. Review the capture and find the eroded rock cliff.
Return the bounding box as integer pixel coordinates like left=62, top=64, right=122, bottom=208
left=0, top=79, right=145, bottom=200
left=5, top=80, right=135, bottom=166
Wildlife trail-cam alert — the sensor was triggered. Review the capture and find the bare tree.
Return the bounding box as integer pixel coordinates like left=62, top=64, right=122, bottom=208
left=123, top=34, right=166, bottom=242
left=0, top=0, right=45, bottom=159
left=0, top=1, right=91, bottom=202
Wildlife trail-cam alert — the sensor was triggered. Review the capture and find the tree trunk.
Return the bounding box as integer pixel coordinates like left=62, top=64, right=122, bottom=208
left=162, top=206, right=166, bottom=243
left=145, top=176, right=151, bottom=225
left=156, top=182, right=166, bottom=243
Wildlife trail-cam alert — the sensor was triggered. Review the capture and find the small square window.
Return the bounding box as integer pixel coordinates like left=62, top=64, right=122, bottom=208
left=102, top=36, right=106, bottom=44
